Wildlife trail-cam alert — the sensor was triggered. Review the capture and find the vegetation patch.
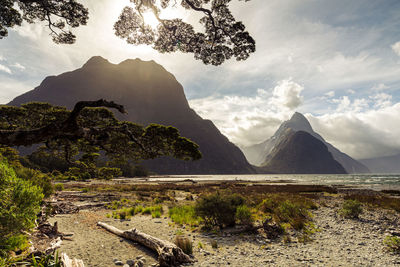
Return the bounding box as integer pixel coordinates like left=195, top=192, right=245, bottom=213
left=384, top=236, right=400, bottom=253
left=168, top=205, right=202, bottom=227
left=174, top=235, right=193, bottom=255
left=344, top=194, right=400, bottom=213
left=339, top=199, right=363, bottom=219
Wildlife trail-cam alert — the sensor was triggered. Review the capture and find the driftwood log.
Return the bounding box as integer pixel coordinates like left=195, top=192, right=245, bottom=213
left=97, top=222, right=193, bottom=267
left=61, top=253, right=85, bottom=267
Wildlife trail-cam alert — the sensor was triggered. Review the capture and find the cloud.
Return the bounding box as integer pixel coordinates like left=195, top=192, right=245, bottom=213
left=0, top=55, right=4, bottom=61
left=0, top=78, right=32, bottom=104
left=271, top=79, right=304, bottom=109
left=392, top=41, right=400, bottom=56
left=0, top=64, right=12, bottom=74
left=189, top=79, right=305, bottom=146
left=308, top=102, right=400, bottom=159
left=12, top=63, right=26, bottom=70
left=371, top=83, right=389, bottom=91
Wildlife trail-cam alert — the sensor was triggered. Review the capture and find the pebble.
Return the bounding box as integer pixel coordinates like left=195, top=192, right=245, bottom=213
left=126, top=259, right=135, bottom=266
left=114, top=261, right=124, bottom=266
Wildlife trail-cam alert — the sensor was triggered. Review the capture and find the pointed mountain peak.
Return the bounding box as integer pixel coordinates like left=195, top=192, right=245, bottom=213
left=82, top=56, right=111, bottom=68
left=284, top=112, right=313, bottom=132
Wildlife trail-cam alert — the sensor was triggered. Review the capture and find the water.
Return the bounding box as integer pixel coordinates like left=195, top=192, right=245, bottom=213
left=148, top=174, right=400, bottom=191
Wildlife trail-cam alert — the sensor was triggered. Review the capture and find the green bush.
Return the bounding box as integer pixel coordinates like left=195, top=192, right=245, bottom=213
left=14, top=167, right=54, bottom=198
left=97, top=167, right=122, bottom=180
left=340, top=199, right=363, bottom=219
left=194, top=191, right=245, bottom=228
left=384, top=236, right=400, bottom=253
left=235, top=205, right=253, bottom=226
left=54, top=183, right=64, bottom=191
left=168, top=205, right=201, bottom=227
left=0, top=159, right=43, bottom=254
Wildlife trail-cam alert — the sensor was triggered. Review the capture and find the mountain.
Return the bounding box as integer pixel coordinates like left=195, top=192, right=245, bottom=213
left=242, top=112, right=369, bottom=174
left=360, top=153, right=400, bottom=173
left=8, top=56, right=255, bottom=174
left=260, top=130, right=347, bottom=174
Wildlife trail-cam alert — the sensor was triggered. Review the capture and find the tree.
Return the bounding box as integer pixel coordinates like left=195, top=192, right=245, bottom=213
left=0, top=0, right=255, bottom=65
left=0, top=99, right=202, bottom=175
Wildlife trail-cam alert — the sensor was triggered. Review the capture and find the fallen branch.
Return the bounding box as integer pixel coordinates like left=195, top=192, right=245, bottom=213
left=97, top=221, right=193, bottom=267
left=61, top=253, right=85, bottom=267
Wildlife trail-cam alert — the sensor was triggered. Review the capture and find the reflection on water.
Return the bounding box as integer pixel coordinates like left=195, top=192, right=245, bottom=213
left=148, top=174, right=400, bottom=191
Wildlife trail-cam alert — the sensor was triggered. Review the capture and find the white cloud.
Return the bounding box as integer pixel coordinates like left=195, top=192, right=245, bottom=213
left=0, top=79, right=32, bottom=104
left=308, top=102, right=400, bottom=159
left=0, top=55, right=4, bottom=61
left=0, top=64, right=12, bottom=74
left=370, top=93, right=392, bottom=109
left=271, top=79, right=304, bottom=109
left=325, top=91, right=335, bottom=97
left=392, top=41, right=400, bottom=56
left=371, top=83, right=389, bottom=91
left=12, top=63, right=26, bottom=70
left=189, top=79, right=304, bottom=146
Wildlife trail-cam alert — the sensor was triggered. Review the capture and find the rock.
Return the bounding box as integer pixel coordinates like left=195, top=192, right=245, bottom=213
left=134, top=260, right=144, bottom=267
left=123, top=265, right=130, bottom=267
left=114, top=261, right=124, bottom=266
left=126, top=259, right=135, bottom=266
left=136, top=255, right=143, bottom=260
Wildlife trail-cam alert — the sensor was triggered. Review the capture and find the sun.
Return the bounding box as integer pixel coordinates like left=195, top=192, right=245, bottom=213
left=142, top=5, right=187, bottom=29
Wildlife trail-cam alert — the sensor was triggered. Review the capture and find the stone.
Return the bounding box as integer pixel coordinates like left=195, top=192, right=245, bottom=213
left=126, top=259, right=135, bottom=266
left=114, top=261, right=124, bottom=266
left=134, top=260, right=144, bottom=267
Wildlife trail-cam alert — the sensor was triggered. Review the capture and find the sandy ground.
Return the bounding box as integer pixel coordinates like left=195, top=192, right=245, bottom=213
left=48, top=196, right=400, bottom=267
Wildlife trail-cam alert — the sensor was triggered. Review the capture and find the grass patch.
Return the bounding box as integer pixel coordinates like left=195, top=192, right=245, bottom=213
left=54, top=183, right=64, bottom=191
left=109, top=204, right=163, bottom=219
left=174, top=235, right=193, bottom=255
left=344, top=194, right=400, bottom=212
left=168, top=205, right=202, bottom=227
left=339, top=199, right=363, bottom=219
left=384, top=236, right=400, bottom=253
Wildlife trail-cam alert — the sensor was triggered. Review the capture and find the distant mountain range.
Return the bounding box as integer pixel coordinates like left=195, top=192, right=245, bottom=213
left=8, top=56, right=255, bottom=174
left=242, top=112, right=370, bottom=174
left=360, top=153, right=400, bottom=173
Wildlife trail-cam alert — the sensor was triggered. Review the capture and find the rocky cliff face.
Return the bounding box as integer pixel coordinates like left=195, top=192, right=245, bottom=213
left=260, top=130, right=346, bottom=174
left=9, top=56, right=254, bottom=174
left=242, top=112, right=369, bottom=174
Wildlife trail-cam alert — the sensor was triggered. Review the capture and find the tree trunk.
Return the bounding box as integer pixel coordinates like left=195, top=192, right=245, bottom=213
left=97, top=222, right=193, bottom=267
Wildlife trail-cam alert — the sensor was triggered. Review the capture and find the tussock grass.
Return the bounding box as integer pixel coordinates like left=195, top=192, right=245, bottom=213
left=168, top=205, right=202, bottom=227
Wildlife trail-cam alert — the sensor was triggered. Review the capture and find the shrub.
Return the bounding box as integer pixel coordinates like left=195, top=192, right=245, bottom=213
left=97, top=167, right=122, bottom=180
left=235, top=205, right=253, bottom=226
left=384, top=236, right=400, bottom=253
left=168, top=205, right=202, bottom=227
left=195, top=191, right=244, bottom=228
left=54, top=183, right=64, bottom=191
left=211, top=240, right=218, bottom=249
left=340, top=199, right=363, bottom=219
left=0, top=159, right=43, bottom=254
left=14, top=167, right=54, bottom=198
left=174, top=235, right=193, bottom=255
left=152, top=210, right=162, bottom=218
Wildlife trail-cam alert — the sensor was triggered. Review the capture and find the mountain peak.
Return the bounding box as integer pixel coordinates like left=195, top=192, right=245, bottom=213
left=284, top=112, right=313, bottom=132
left=82, top=56, right=110, bottom=68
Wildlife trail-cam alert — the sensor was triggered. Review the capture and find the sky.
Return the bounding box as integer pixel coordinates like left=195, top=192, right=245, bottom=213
left=0, top=0, right=400, bottom=160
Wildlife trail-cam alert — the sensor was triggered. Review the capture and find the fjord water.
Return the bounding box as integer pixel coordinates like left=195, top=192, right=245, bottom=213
left=149, top=174, right=400, bottom=190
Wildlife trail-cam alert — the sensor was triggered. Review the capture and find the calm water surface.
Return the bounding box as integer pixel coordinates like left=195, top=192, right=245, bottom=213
left=148, top=174, right=400, bottom=191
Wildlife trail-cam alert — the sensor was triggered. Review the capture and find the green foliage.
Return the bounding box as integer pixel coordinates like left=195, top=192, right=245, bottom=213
left=0, top=102, right=202, bottom=180
left=168, top=205, right=202, bottom=227
left=109, top=204, right=162, bottom=219
left=14, top=167, right=54, bottom=198
left=194, top=191, right=245, bottom=228
left=384, top=236, right=400, bottom=253
left=174, top=235, right=193, bottom=255
left=97, top=167, right=122, bottom=180
left=344, top=194, right=400, bottom=213
left=54, top=183, right=64, bottom=191
left=0, top=158, right=43, bottom=255
left=28, top=251, right=61, bottom=267
left=235, top=205, right=253, bottom=226
left=340, top=199, right=363, bottom=219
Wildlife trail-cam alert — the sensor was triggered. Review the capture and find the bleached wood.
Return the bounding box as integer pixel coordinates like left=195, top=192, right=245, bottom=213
left=97, top=221, right=193, bottom=267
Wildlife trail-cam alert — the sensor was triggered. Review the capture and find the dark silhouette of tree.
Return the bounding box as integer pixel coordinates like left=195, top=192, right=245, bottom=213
left=0, top=0, right=255, bottom=65
left=0, top=100, right=202, bottom=166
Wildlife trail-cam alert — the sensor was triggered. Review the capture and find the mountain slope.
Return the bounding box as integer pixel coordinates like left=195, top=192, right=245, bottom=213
left=360, top=153, right=400, bottom=173
left=260, top=130, right=347, bottom=174
left=242, top=112, right=369, bottom=174
left=9, top=56, right=254, bottom=174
